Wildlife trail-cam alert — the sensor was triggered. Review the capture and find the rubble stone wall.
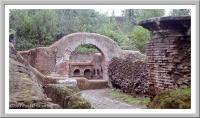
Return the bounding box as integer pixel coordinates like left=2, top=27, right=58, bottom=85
left=108, top=51, right=148, bottom=97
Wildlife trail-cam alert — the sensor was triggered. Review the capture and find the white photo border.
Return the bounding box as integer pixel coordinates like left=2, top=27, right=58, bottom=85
left=1, top=0, right=199, bottom=117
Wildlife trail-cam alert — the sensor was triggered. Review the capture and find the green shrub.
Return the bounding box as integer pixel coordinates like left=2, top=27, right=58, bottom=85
left=148, top=88, right=191, bottom=109
left=130, top=26, right=150, bottom=53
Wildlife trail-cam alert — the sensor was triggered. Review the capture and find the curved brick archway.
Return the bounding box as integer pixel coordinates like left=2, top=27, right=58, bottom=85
left=49, top=33, right=121, bottom=84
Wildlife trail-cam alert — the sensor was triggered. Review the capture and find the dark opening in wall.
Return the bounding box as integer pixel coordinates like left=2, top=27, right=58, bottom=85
left=84, top=69, right=91, bottom=79
left=97, top=69, right=100, bottom=75
left=74, top=69, right=80, bottom=76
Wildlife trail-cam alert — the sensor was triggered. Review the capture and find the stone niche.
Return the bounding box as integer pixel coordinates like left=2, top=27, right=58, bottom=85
left=68, top=53, right=103, bottom=80
left=138, top=16, right=191, bottom=97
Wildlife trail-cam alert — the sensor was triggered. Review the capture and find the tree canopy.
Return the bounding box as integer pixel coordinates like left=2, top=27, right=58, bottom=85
left=9, top=9, right=174, bottom=53
left=169, top=9, right=191, bottom=16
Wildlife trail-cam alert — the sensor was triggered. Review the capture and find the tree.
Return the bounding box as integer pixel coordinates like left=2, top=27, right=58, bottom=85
left=10, top=9, right=59, bottom=50
left=169, top=9, right=191, bottom=16
left=120, top=9, right=165, bottom=52
left=130, top=26, right=150, bottom=53
left=121, top=9, right=165, bottom=34
left=135, top=9, right=165, bottom=22
left=96, top=12, right=131, bottom=49
left=10, top=9, right=162, bottom=52
left=54, top=9, right=79, bottom=38
left=121, top=9, right=137, bottom=33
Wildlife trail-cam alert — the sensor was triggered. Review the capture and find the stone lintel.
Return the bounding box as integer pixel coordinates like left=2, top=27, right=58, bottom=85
left=138, top=16, right=191, bottom=33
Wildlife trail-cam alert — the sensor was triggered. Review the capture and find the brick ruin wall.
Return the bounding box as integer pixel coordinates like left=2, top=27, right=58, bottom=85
left=19, top=33, right=121, bottom=87
left=19, top=47, right=56, bottom=75
left=108, top=16, right=191, bottom=99
left=139, top=16, right=191, bottom=100
left=146, top=37, right=191, bottom=91
left=68, top=53, right=103, bottom=80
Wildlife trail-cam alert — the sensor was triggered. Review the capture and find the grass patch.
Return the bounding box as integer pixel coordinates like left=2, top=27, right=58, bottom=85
left=107, top=91, right=150, bottom=105
left=170, top=88, right=191, bottom=96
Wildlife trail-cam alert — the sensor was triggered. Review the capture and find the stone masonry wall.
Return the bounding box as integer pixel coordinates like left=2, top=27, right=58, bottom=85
left=146, top=37, right=191, bottom=90
left=19, top=33, right=121, bottom=86
left=19, top=47, right=56, bottom=75
left=139, top=16, right=191, bottom=101
left=108, top=51, right=148, bottom=97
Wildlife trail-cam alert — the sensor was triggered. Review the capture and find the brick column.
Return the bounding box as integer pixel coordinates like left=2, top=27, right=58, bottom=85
left=139, top=16, right=191, bottom=99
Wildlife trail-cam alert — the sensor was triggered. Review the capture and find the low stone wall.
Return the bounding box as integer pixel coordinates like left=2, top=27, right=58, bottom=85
left=74, top=77, right=108, bottom=90
left=45, top=84, right=91, bottom=109
left=108, top=51, right=148, bottom=97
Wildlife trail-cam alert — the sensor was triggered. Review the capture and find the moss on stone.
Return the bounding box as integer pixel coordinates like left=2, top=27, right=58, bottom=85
left=148, top=88, right=191, bottom=109
left=23, top=88, right=30, bottom=97
left=46, top=84, right=91, bottom=109
left=64, top=93, right=91, bottom=109
left=11, top=89, right=16, bottom=93
left=20, top=77, right=33, bottom=82
left=46, top=84, right=79, bottom=101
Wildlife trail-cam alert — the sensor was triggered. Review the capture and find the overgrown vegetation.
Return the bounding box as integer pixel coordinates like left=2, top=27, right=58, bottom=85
left=148, top=88, right=191, bottom=109
left=9, top=9, right=190, bottom=52
left=107, top=90, right=150, bottom=105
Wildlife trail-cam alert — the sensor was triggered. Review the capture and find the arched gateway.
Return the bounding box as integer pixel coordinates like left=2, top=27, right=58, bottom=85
left=49, top=33, right=121, bottom=81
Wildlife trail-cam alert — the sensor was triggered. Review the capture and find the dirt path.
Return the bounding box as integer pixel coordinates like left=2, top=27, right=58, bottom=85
left=80, top=88, right=147, bottom=109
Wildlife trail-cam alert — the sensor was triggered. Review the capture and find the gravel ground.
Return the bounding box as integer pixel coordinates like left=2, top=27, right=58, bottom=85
left=80, top=88, right=147, bottom=109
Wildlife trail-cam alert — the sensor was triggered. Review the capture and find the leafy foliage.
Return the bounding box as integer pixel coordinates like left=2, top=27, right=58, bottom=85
left=10, top=9, right=166, bottom=52
left=134, top=9, right=165, bottom=22
left=10, top=9, right=59, bottom=50
left=121, top=9, right=164, bottom=52
left=130, top=26, right=150, bottom=53
left=121, top=9, right=165, bottom=34
left=169, top=9, right=191, bottom=16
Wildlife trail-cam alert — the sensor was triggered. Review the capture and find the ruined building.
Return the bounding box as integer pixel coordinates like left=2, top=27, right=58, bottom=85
left=139, top=16, right=191, bottom=99
left=16, top=16, right=191, bottom=98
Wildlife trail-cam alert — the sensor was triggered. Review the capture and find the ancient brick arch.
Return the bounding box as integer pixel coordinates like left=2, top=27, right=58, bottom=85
left=49, top=33, right=121, bottom=82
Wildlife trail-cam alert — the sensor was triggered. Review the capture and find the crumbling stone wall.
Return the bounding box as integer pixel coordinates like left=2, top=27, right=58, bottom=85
left=19, top=47, right=56, bottom=75
left=19, top=33, right=121, bottom=87
left=9, top=43, right=61, bottom=109
left=108, top=51, right=148, bottom=97
left=139, top=16, right=191, bottom=100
